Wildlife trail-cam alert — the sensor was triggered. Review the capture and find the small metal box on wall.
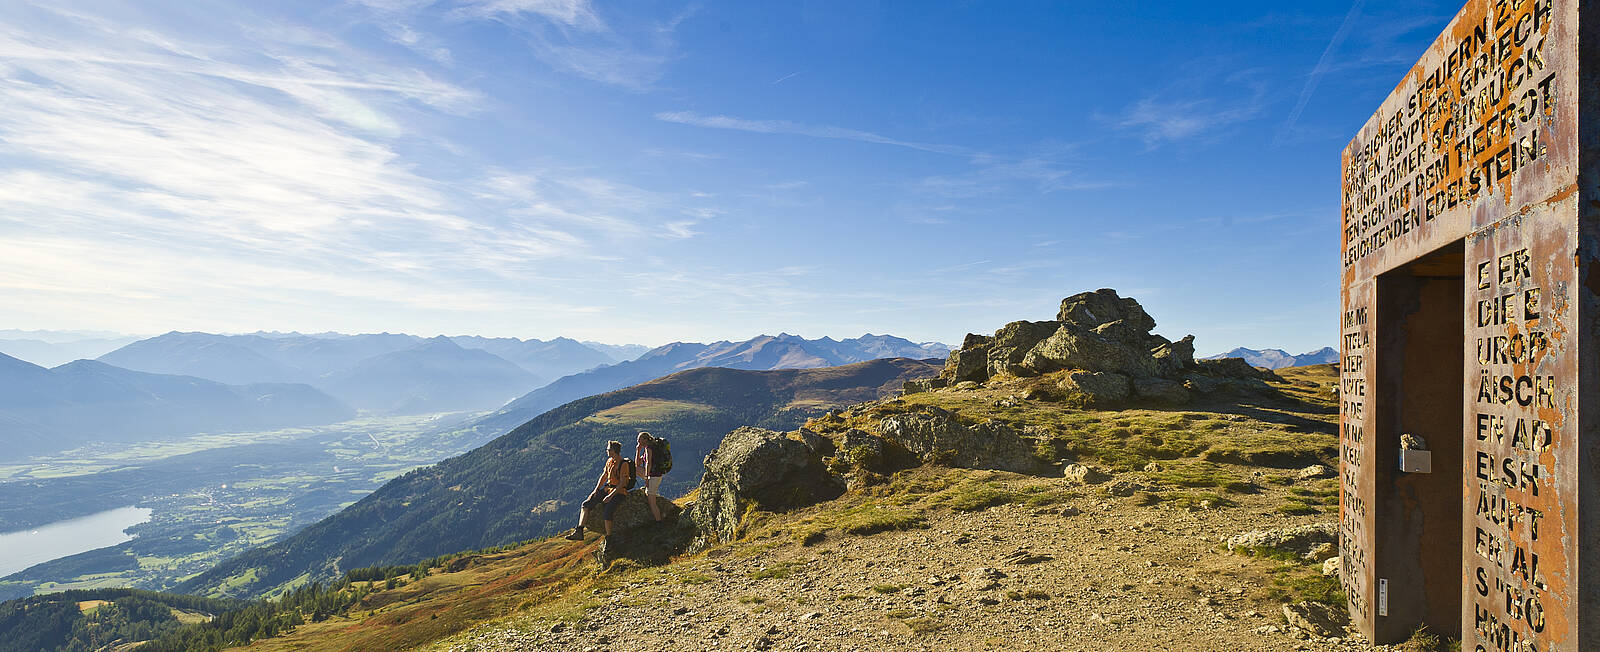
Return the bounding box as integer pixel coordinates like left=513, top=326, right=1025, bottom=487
left=1397, top=449, right=1431, bottom=474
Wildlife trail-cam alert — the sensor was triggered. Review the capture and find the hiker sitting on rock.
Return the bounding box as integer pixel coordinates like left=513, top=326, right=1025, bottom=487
left=564, top=440, right=630, bottom=541
left=636, top=431, right=665, bottom=523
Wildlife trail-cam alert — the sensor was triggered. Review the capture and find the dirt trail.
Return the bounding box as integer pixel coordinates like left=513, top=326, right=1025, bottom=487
left=442, top=467, right=1380, bottom=652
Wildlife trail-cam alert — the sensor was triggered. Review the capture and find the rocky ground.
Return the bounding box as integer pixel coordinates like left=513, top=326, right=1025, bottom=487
left=437, top=465, right=1378, bottom=652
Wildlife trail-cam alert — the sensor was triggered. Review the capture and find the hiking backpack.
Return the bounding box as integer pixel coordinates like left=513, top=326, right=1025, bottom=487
left=621, top=458, right=637, bottom=490
left=648, top=436, right=673, bottom=475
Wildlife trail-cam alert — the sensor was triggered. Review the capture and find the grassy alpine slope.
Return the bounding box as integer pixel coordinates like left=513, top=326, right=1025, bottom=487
left=171, top=363, right=1355, bottom=652
left=176, top=358, right=938, bottom=600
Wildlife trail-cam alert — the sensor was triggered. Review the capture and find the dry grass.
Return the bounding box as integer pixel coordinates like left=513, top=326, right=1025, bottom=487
left=806, top=367, right=1338, bottom=476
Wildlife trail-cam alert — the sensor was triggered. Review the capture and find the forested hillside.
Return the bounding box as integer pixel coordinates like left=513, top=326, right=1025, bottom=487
left=0, top=588, right=243, bottom=652
left=177, top=358, right=938, bottom=599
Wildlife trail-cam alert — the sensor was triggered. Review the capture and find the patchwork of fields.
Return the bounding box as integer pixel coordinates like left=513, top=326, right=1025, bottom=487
left=0, top=413, right=500, bottom=602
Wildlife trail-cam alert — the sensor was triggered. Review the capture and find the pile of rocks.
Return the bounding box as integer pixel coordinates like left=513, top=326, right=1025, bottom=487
left=905, top=289, right=1280, bottom=406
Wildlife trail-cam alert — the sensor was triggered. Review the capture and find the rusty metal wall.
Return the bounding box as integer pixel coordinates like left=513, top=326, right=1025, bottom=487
left=1338, top=0, right=1584, bottom=648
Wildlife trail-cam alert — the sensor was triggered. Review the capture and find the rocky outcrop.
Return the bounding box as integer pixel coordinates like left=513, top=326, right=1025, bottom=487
left=836, top=428, right=887, bottom=460
left=943, top=347, right=990, bottom=384
left=1021, top=326, right=1160, bottom=377
left=934, top=290, right=1279, bottom=405
left=876, top=407, right=1041, bottom=474
left=688, top=427, right=843, bottom=544
left=584, top=492, right=690, bottom=566
left=1131, top=377, right=1190, bottom=405
left=796, top=427, right=836, bottom=457
left=986, top=320, right=1061, bottom=377
left=581, top=491, right=684, bottom=533
left=1057, top=371, right=1131, bottom=406
left=902, top=377, right=947, bottom=394
left=1152, top=335, right=1197, bottom=375
left=1195, top=357, right=1281, bottom=382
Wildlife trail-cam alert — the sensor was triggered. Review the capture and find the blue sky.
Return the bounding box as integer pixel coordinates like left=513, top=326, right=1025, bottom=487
left=0, top=0, right=1456, bottom=353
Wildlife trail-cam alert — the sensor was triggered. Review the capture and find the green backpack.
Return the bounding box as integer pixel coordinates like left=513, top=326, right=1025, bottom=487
left=648, top=436, right=674, bottom=475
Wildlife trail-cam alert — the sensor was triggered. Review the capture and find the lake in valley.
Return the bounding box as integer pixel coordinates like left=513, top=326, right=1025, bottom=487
left=0, top=505, right=152, bottom=578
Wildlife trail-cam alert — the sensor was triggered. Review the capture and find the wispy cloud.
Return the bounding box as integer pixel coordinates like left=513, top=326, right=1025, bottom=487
left=1109, top=67, right=1269, bottom=147
left=655, top=111, right=967, bottom=156
left=0, top=1, right=715, bottom=334
left=1277, top=0, right=1365, bottom=144
left=1114, top=96, right=1263, bottom=146
left=457, top=0, right=603, bottom=29
left=450, top=0, right=688, bottom=91
left=916, top=154, right=1118, bottom=198
left=658, top=110, right=1114, bottom=199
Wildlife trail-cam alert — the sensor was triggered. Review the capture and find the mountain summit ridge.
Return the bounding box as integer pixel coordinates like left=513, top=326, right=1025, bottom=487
left=1203, top=347, right=1337, bottom=370
left=0, top=352, right=352, bottom=460
left=469, top=333, right=950, bottom=437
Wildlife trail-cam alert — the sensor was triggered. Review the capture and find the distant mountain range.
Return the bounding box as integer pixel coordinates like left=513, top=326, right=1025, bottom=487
left=0, top=329, right=948, bottom=457
left=94, top=332, right=632, bottom=414
left=318, top=337, right=540, bottom=414
left=89, top=331, right=945, bottom=419
left=1203, top=347, right=1337, bottom=369
left=0, top=336, right=141, bottom=368
left=0, top=353, right=352, bottom=461
left=176, top=358, right=940, bottom=599
left=580, top=341, right=652, bottom=362
left=468, top=333, right=951, bottom=436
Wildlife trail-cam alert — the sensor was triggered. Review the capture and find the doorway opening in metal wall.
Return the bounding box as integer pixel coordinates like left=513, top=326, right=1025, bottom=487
left=1374, top=238, right=1465, bottom=640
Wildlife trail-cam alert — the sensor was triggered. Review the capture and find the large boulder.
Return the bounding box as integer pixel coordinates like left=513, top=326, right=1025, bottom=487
left=1131, top=377, right=1191, bottom=405
left=1021, top=326, right=1160, bottom=378
left=877, top=409, right=1041, bottom=473
left=796, top=427, right=836, bottom=457
left=943, top=348, right=990, bottom=383
left=1057, top=289, right=1156, bottom=333
left=987, top=320, right=1061, bottom=377
left=1057, top=371, right=1131, bottom=407
left=688, top=427, right=843, bottom=544
left=1091, top=320, right=1153, bottom=347
left=1196, top=357, right=1281, bottom=382
left=583, top=493, right=690, bottom=566
left=1152, top=335, right=1197, bottom=375
left=581, top=490, right=684, bottom=533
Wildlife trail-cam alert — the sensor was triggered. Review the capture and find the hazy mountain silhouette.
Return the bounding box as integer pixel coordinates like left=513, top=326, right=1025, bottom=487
left=0, top=353, right=352, bottom=460
left=96, top=332, right=641, bottom=414
left=580, top=341, right=651, bottom=362
left=0, top=336, right=140, bottom=367
left=448, top=336, right=614, bottom=380
left=317, top=337, right=540, bottom=414
left=98, top=333, right=302, bottom=385
left=1203, top=347, right=1337, bottom=369
left=469, top=333, right=950, bottom=436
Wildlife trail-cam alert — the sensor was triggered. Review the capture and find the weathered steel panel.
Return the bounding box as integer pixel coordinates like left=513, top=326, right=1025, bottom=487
left=1339, top=0, right=1587, bottom=648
